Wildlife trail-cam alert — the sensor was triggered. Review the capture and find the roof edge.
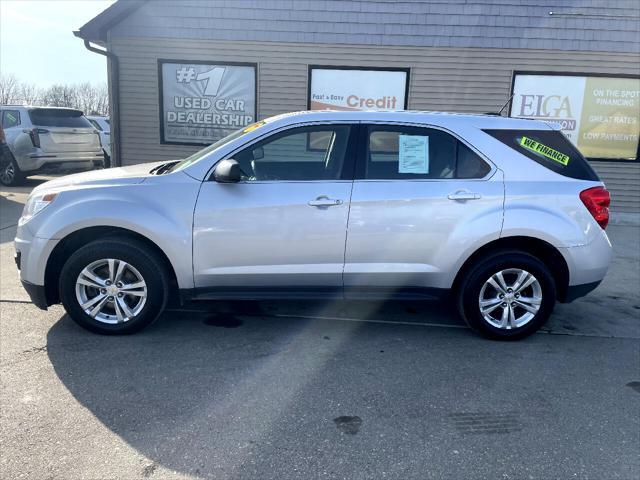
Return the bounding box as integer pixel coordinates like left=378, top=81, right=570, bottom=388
left=75, top=0, right=147, bottom=43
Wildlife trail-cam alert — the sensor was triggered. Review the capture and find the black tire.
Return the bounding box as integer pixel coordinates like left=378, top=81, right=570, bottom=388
left=456, top=250, right=556, bottom=340
left=0, top=153, right=25, bottom=187
left=103, top=150, right=111, bottom=168
left=59, top=237, right=169, bottom=334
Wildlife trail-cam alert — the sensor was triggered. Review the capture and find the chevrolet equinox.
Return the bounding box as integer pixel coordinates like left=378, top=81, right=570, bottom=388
left=15, top=111, right=612, bottom=339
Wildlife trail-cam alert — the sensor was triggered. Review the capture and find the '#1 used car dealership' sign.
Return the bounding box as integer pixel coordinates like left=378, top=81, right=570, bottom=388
left=308, top=66, right=409, bottom=111
left=159, top=60, right=257, bottom=145
left=511, top=72, right=640, bottom=160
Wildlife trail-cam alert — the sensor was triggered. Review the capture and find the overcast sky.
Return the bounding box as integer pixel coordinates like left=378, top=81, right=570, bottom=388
left=1, top=0, right=116, bottom=87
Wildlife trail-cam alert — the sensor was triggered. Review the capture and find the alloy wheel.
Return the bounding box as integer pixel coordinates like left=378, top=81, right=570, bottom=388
left=0, top=163, right=15, bottom=185
left=478, top=268, right=542, bottom=330
left=75, top=258, right=147, bottom=324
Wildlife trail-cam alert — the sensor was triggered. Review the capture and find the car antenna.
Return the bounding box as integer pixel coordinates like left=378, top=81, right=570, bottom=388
left=491, top=93, right=516, bottom=117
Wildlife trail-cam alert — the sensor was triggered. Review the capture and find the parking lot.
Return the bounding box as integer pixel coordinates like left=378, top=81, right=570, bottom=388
left=1, top=178, right=638, bottom=479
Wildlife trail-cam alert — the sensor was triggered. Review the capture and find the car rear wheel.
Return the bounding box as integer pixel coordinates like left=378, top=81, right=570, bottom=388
left=59, top=238, right=169, bottom=334
left=457, top=251, right=556, bottom=340
left=0, top=155, right=25, bottom=186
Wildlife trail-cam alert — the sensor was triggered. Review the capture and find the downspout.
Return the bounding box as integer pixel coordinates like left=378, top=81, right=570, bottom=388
left=81, top=39, right=121, bottom=167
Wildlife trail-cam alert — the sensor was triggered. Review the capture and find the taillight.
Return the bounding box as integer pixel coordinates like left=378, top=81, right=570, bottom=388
left=25, top=128, right=45, bottom=148
left=580, top=186, right=610, bottom=229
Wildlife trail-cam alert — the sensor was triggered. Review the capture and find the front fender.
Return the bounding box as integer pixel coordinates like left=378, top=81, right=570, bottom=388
left=28, top=179, right=200, bottom=289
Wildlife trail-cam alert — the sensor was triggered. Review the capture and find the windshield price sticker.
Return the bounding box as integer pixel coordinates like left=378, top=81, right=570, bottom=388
left=399, top=135, right=430, bottom=174
left=520, top=136, right=571, bottom=165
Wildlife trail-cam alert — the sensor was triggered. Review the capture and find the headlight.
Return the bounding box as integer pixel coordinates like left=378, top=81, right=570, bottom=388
left=19, top=193, right=58, bottom=225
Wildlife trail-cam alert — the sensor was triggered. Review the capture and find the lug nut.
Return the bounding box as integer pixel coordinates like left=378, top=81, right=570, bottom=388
left=515, top=293, right=520, bottom=298
left=105, top=280, right=112, bottom=286
left=100, top=288, right=107, bottom=294
left=117, top=293, right=123, bottom=298
left=108, top=296, right=114, bottom=301
left=501, top=303, right=507, bottom=308
left=507, top=288, right=513, bottom=293
left=511, top=302, right=516, bottom=307
left=116, top=282, right=123, bottom=288
left=499, top=294, right=504, bottom=299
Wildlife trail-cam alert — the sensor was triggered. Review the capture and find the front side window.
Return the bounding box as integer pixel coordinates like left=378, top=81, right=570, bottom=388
left=362, top=125, right=490, bottom=180
left=233, top=125, right=352, bottom=181
left=2, top=110, right=21, bottom=128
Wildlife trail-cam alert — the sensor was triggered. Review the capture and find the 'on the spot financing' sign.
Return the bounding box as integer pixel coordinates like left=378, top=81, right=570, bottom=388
left=159, top=60, right=256, bottom=145
left=511, top=73, right=640, bottom=160
left=309, top=67, right=409, bottom=111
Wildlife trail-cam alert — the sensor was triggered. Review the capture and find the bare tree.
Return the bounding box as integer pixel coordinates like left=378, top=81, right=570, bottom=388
left=41, top=84, right=78, bottom=108
left=95, top=83, right=109, bottom=116
left=1, top=75, right=109, bottom=115
left=0, top=74, right=20, bottom=104
left=18, top=83, right=41, bottom=105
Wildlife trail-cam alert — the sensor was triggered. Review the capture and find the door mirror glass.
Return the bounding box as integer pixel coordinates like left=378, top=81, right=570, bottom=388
left=213, top=159, right=242, bottom=183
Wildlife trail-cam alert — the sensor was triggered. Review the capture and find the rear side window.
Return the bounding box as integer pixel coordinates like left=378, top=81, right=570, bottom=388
left=362, top=125, right=491, bottom=180
left=2, top=110, right=21, bottom=128
left=483, top=129, right=599, bottom=181
left=28, top=109, right=92, bottom=128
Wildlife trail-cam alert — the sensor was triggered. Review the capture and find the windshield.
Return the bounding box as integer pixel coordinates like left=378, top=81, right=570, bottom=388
left=171, top=121, right=266, bottom=172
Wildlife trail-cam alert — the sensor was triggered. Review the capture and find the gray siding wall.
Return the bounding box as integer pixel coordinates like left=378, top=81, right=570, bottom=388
left=110, top=36, right=639, bottom=212
left=110, top=0, right=640, bottom=53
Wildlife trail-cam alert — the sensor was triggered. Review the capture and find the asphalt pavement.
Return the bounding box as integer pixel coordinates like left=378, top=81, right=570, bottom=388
left=1, top=177, right=638, bottom=479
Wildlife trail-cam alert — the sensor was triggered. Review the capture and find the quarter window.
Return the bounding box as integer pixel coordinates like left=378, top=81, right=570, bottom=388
left=362, top=125, right=490, bottom=180
left=88, top=119, right=103, bottom=131
left=2, top=110, right=21, bottom=128
left=233, top=125, right=352, bottom=181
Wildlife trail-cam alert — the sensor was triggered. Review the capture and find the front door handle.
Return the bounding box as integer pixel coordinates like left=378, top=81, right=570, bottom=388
left=447, top=190, right=481, bottom=201
left=308, top=196, right=343, bottom=207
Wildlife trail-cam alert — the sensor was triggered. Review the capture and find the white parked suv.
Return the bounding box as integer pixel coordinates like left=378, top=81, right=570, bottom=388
left=0, top=106, right=104, bottom=186
left=14, top=111, right=612, bottom=339
left=86, top=116, right=111, bottom=166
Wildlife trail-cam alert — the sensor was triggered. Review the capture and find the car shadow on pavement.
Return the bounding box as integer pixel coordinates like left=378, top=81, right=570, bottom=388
left=45, top=300, right=474, bottom=478
left=44, top=297, right=639, bottom=479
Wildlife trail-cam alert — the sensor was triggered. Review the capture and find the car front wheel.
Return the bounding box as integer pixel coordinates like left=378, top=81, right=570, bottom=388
left=457, top=251, right=556, bottom=340
left=59, top=238, right=169, bottom=334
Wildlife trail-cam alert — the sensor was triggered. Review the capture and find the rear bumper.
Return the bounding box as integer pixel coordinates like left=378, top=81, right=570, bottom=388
left=560, top=228, right=612, bottom=288
left=20, top=280, right=49, bottom=310
left=16, top=150, right=104, bottom=173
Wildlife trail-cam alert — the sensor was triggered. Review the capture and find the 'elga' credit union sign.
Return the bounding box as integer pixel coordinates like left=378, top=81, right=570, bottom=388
left=159, top=60, right=257, bottom=145
left=511, top=72, right=640, bottom=160
left=309, top=66, right=409, bottom=111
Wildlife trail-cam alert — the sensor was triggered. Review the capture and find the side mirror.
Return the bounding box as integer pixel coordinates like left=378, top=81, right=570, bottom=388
left=213, top=159, right=242, bottom=183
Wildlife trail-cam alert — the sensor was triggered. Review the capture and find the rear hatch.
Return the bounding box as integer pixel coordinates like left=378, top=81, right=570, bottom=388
left=28, top=108, right=101, bottom=153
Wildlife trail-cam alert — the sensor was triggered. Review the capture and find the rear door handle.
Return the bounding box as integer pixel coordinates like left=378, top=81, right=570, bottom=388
left=308, top=196, right=343, bottom=207
left=447, top=191, right=481, bottom=201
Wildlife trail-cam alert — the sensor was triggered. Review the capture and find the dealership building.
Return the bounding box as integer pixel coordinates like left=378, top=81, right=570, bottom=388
left=76, top=0, right=640, bottom=213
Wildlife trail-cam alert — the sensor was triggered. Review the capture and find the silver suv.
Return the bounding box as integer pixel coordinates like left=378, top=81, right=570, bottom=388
left=0, top=106, right=104, bottom=186
left=15, top=111, right=612, bottom=339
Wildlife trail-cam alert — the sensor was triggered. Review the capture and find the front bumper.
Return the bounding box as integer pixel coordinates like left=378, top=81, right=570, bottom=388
left=20, top=280, right=49, bottom=310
